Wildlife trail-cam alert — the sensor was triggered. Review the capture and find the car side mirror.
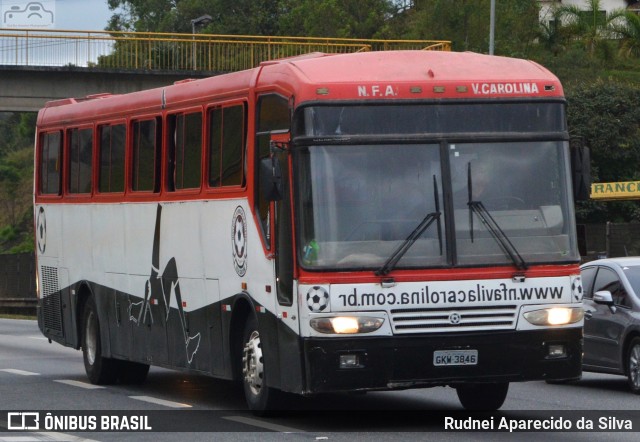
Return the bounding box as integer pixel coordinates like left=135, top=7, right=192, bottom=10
left=593, top=290, right=614, bottom=305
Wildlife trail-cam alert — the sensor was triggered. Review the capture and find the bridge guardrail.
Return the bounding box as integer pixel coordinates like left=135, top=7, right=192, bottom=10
left=0, top=28, right=450, bottom=72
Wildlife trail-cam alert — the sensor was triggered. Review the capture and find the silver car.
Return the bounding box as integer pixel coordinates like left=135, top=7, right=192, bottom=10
left=581, top=257, right=640, bottom=393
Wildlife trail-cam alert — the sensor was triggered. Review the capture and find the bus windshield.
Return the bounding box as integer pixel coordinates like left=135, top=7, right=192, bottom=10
left=294, top=104, right=578, bottom=271
left=296, top=143, right=446, bottom=270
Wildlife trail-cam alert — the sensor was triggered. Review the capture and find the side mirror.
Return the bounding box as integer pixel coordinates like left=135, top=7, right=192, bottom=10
left=270, top=130, right=290, bottom=150
left=259, top=131, right=290, bottom=202
left=593, top=290, right=614, bottom=305
left=570, top=138, right=591, bottom=201
left=260, top=156, right=283, bottom=202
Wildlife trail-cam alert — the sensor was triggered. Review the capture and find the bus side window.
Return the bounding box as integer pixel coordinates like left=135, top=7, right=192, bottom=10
left=208, top=103, right=246, bottom=188
left=208, top=108, right=222, bottom=187
left=39, top=131, right=62, bottom=195
left=98, top=124, right=126, bottom=193
left=68, top=127, right=93, bottom=194
left=132, top=118, right=161, bottom=193
left=221, top=105, right=246, bottom=186
left=255, top=94, right=290, bottom=249
left=167, top=112, right=202, bottom=191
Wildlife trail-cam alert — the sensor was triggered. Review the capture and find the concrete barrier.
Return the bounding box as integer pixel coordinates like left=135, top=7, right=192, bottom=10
left=0, top=298, right=37, bottom=316
left=0, top=252, right=36, bottom=316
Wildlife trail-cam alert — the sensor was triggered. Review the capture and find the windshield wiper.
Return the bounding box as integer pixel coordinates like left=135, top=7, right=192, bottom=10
left=375, top=176, right=442, bottom=276
left=467, top=163, right=527, bottom=271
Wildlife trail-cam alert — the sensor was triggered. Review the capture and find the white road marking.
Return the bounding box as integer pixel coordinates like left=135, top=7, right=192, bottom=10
left=33, top=434, right=98, bottom=442
left=0, top=437, right=43, bottom=441
left=53, top=380, right=105, bottom=390
left=128, top=395, right=191, bottom=408
left=222, top=415, right=304, bottom=433
left=0, top=369, right=40, bottom=376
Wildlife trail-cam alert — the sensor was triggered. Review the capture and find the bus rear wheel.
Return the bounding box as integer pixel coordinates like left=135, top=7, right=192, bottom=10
left=82, top=296, right=119, bottom=385
left=241, top=315, right=280, bottom=415
left=456, top=382, right=509, bottom=410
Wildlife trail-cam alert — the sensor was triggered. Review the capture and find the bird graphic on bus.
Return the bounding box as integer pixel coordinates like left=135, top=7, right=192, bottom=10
left=128, top=204, right=201, bottom=364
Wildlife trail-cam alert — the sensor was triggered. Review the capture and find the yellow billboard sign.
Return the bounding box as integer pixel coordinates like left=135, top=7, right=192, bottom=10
left=591, top=181, right=640, bottom=200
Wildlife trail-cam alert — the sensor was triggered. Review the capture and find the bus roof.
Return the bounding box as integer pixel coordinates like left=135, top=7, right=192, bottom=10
left=266, top=50, right=563, bottom=102
left=38, top=51, right=563, bottom=126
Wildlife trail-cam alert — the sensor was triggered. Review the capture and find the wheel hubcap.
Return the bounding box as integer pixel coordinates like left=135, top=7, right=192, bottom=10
left=85, top=311, right=97, bottom=366
left=630, top=345, right=640, bottom=389
left=242, top=330, right=264, bottom=396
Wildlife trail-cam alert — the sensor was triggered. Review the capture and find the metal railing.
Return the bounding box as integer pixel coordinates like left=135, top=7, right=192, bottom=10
left=0, top=28, right=450, bottom=72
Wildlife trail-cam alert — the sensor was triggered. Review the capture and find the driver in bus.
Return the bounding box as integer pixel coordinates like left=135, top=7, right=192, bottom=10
left=453, top=159, right=525, bottom=211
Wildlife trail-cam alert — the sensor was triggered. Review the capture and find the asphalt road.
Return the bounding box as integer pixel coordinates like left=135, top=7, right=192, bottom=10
left=1, top=318, right=639, bottom=441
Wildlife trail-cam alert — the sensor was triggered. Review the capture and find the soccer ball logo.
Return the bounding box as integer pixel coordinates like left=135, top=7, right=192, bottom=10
left=307, top=286, right=329, bottom=312
left=36, top=207, right=46, bottom=254
left=234, top=216, right=245, bottom=257
left=231, top=206, right=247, bottom=277
left=571, top=276, right=583, bottom=301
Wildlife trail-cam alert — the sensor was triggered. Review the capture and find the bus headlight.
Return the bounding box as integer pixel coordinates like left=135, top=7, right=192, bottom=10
left=310, top=316, right=385, bottom=334
left=523, top=307, right=584, bottom=326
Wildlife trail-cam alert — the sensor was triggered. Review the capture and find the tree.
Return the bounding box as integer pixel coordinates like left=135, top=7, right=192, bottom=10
left=0, top=113, right=36, bottom=253
left=612, top=12, right=640, bottom=58
left=567, top=81, right=640, bottom=223
left=402, top=0, right=539, bottom=55
left=0, top=113, right=35, bottom=157
left=107, top=0, right=180, bottom=32
left=107, top=0, right=291, bottom=35
left=0, top=147, right=34, bottom=253
left=107, top=0, right=398, bottom=38
left=538, top=4, right=570, bottom=56
left=557, top=0, right=627, bottom=56
left=203, top=0, right=289, bottom=36
left=280, top=0, right=395, bottom=39
left=0, top=158, right=22, bottom=228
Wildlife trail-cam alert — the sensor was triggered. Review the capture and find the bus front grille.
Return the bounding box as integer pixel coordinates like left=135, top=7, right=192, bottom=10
left=390, top=305, right=518, bottom=334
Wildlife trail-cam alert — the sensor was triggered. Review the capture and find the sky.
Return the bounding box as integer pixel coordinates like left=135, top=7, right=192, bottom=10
left=1, top=0, right=113, bottom=31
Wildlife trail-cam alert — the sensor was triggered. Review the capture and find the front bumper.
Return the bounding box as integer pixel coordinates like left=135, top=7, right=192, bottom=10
left=303, top=328, right=582, bottom=393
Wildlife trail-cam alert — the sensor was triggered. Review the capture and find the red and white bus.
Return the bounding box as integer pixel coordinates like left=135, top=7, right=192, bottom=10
left=35, top=50, right=588, bottom=412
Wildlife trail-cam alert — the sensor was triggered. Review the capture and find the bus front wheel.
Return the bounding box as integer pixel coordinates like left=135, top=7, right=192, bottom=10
left=456, top=382, right=509, bottom=410
left=241, top=315, right=280, bottom=415
left=82, top=296, right=119, bottom=385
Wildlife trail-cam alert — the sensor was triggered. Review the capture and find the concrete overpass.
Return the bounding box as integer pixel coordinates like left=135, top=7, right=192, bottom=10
left=0, top=66, right=210, bottom=112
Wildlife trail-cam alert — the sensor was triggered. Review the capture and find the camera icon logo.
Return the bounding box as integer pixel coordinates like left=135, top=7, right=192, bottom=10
left=7, top=412, right=40, bottom=430
left=2, top=2, right=55, bottom=28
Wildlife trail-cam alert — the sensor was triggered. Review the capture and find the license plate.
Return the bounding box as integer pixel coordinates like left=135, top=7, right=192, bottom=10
left=433, top=350, right=478, bottom=366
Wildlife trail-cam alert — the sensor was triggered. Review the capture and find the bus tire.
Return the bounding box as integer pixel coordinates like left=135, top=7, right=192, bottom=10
left=626, top=337, right=640, bottom=394
left=241, top=315, right=280, bottom=415
left=456, top=382, right=509, bottom=411
left=118, top=360, right=150, bottom=385
left=82, top=296, right=119, bottom=385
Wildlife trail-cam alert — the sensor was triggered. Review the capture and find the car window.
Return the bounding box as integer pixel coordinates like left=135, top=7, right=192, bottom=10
left=581, top=266, right=597, bottom=299
left=592, top=267, right=631, bottom=308
left=622, top=265, right=640, bottom=301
